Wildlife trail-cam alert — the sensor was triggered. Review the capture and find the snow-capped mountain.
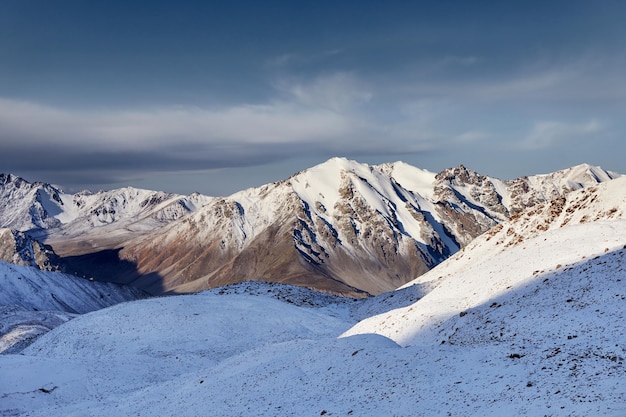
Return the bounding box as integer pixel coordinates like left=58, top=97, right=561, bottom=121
left=117, top=158, right=619, bottom=295
left=0, top=173, right=65, bottom=231
left=0, top=172, right=212, bottom=240
left=0, top=160, right=619, bottom=296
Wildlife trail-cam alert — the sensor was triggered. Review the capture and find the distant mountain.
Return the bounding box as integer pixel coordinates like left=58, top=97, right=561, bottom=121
left=118, top=158, right=619, bottom=295
left=0, top=160, right=620, bottom=295
left=0, top=172, right=211, bottom=240
left=0, top=173, right=65, bottom=231
left=0, top=228, right=62, bottom=271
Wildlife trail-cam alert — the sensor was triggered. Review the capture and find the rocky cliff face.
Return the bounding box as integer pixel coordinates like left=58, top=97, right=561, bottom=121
left=431, top=163, right=620, bottom=247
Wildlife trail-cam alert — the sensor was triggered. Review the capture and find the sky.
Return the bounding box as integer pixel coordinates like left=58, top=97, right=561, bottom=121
left=1, top=0, right=625, bottom=196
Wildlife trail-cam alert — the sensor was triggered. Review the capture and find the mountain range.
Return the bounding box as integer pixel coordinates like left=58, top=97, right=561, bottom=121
left=1, top=162, right=624, bottom=416
left=0, top=159, right=619, bottom=296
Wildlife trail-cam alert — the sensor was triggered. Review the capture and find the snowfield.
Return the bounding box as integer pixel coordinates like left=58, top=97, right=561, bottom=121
left=1, top=169, right=625, bottom=416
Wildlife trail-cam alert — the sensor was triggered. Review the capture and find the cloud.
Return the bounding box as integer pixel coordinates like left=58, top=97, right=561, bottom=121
left=0, top=89, right=420, bottom=187
left=517, top=119, right=604, bottom=150
left=454, top=130, right=490, bottom=144
left=274, top=72, right=372, bottom=112
left=0, top=72, right=384, bottom=187
left=402, top=69, right=578, bottom=102
left=401, top=54, right=626, bottom=104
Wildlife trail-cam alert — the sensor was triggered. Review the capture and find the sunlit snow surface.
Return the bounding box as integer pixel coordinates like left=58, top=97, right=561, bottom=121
left=1, top=176, right=626, bottom=416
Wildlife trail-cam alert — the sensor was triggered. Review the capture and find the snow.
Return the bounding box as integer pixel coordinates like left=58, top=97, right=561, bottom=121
left=375, top=160, right=437, bottom=199
left=1, top=162, right=625, bottom=416
left=288, top=157, right=452, bottom=248
left=2, top=208, right=625, bottom=416
left=490, top=177, right=511, bottom=211
left=0, top=261, right=144, bottom=353
left=344, top=177, right=626, bottom=346
left=344, top=220, right=626, bottom=346
left=0, top=261, right=144, bottom=314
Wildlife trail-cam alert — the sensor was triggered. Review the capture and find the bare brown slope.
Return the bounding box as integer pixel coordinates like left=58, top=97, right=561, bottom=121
left=119, top=212, right=369, bottom=297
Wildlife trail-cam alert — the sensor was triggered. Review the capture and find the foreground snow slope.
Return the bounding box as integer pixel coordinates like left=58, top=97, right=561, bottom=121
left=1, top=289, right=354, bottom=416
left=0, top=261, right=144, bottom=314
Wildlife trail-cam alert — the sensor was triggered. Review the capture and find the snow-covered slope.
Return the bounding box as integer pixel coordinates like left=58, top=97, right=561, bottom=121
left=118, top=158, right=618, bottom=295
left=0, top=261, right=145, bottom=313
left=0, top=260, right=145, bottom=353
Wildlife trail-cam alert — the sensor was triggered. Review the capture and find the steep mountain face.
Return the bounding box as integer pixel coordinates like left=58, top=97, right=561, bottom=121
left=0, top=228, right=62, bottom=271
left=118, top=159, right=618, bottom=295
left=119, top=159, right=456, bottom=295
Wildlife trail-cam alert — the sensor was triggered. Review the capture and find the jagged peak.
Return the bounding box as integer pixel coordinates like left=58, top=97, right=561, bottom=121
left=0, top=172, right=34, bottom=187
left=435, top=164, right=488, bottom=186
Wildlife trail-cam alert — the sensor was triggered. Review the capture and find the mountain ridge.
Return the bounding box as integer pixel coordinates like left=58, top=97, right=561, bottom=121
left=0, top=159, right=620, bottom=295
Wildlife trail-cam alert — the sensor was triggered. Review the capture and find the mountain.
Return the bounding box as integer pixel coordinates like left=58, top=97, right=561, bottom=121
left=0, top=173, right=65, bottom=231
left=0, top=260, right=146, bottom=353
left=116, top=158, right=619, bottom=295
left=3, top=178, right=624, bottom=416
left=0, top=228, right=62, bottom=271
left=0, top=172, right=211, bottom=241
left=0, top=160, right=619, bottom=296
left=344, top=174, right=626, bottom=345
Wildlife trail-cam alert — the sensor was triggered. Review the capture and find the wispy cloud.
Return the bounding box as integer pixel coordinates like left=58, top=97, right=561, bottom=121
left=517, top=119, right=604, bottom=150
left=275, top=72, right=372, bottom=112
left=0, top=88, right=406, bottom=185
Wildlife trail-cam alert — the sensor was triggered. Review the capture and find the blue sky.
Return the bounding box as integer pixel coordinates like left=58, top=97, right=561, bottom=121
left=1, top=0, right=625, bottom=195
